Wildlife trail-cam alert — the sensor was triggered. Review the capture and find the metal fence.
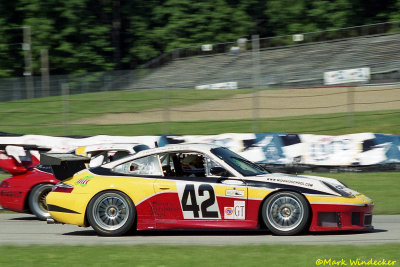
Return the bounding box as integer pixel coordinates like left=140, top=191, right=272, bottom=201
left=0, top=69, right=139, bottom=102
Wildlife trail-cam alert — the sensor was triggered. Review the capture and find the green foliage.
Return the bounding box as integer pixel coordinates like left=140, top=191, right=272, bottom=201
left=0, top=0, right=400, bottom=75
left=152, top=0, right=254, bottom=51
left=266, top=0, right=356, bottom=35
left=0, top=2, right=23, bottom=77
left=18, top=0, right=115, bottom=74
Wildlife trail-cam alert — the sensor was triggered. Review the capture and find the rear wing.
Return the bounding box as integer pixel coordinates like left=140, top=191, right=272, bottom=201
left=0, top=145, right=51, bottom=175
left=40, top=153, right=90, bottom=181
left=0, top=144, right=51, bottom=163
left=0, top=144, right=51, bottom=151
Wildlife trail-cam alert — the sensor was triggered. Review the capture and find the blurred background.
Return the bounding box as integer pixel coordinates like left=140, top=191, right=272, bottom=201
left=0, top=0, right=399, bottom=136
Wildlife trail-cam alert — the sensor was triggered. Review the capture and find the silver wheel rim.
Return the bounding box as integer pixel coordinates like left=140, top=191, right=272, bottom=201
left=32, top=186, right=51, bottom=218
left=92, top=193, right=129, bottom=231
left=266, top=195, right=303, bottom=232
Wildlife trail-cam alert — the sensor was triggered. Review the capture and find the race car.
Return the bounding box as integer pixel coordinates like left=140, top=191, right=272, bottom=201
left=43, top=143, right=374, bottom=236
left=0, top=143, right=149, bottom=220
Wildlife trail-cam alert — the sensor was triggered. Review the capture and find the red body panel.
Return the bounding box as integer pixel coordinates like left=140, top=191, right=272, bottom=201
left=136, top=192, right=258, bottom=231
left=309, top=203, right=374, bottom=232
left=135, top=192, right=373, bottom=232
left=0, top=168, right=58, bottom=212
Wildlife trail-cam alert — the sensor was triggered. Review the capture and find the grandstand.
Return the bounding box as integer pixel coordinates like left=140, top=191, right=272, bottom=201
left=131, top=33, right=400, bottom=89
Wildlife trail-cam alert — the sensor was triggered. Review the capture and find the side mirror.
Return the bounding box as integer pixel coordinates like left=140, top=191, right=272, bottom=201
left=210, top=166, right=229, bottom=177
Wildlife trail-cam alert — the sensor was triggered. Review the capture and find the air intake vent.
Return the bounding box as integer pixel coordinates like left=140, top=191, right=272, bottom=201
left=318, top=212, right=339, bottom=227
left=352, top=212, right=361, bottom=225
left=364, top=214, right=372, bottom=226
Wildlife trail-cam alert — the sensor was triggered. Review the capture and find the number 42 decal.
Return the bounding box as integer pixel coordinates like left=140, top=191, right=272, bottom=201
left=178, top=184, right=220, bottom=219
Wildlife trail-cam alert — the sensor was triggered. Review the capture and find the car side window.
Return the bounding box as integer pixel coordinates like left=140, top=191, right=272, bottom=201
left=205, top=157, right=227, bottom=177
left=113, top=154, right=162, bottom=176
left=159, top=152, right=230, bottom=178
left=160, top=152, right=205, bottom=177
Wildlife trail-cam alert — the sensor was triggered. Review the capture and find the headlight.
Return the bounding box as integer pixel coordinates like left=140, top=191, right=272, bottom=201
left=322, top=181, right=355, bottom=198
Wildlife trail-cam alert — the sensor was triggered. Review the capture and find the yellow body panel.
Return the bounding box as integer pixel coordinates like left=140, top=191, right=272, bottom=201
left=46, top=192, right=91, bottom=226
left=47, top=170, right=158, bottom=226
left=306, top=194, right=373, bottom=206
left=68, top=170, right=157, bottom=204
left=74, top=146, right=87, bottom=156
left=247, top=186, right=373, bottom=206
left=248, top=187, right=273, bottom=200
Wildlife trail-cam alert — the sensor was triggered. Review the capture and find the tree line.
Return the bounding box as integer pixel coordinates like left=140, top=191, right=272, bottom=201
left=0, top=0, right=399, bottom=77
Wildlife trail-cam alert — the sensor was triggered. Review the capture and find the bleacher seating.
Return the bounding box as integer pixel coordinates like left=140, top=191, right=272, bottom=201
left=130, top=33, right=400, bottom=89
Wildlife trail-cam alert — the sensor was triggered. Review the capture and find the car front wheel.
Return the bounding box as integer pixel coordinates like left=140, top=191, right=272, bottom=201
left=87, top=191, right=136, bottom=236
left=261, top=191, right=310, bottom=235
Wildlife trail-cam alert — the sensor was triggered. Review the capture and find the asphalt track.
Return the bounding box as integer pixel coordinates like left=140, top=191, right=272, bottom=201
left=0, top=214, right=399, bottom=246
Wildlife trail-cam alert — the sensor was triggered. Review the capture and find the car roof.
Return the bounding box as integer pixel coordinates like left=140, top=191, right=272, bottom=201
left=101, top=143, right=221, bottom=168
left=136, top=143, right=220, bottom=157
left=82, top=143, right=143, bottom=153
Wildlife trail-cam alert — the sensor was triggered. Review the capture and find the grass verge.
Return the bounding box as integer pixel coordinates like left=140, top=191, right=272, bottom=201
left=0, top=89, right=254, bottom=125
left=0, top=244, right=398, bottom=266
left=0, top=110, right=399, bottom=136
left=0, top=88, right=398, bottom=135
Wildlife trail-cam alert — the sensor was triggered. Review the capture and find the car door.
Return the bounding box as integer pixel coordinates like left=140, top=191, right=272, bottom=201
left=153, top=151, right=252, bottom=229
left=110, top=153, right=164, bottom=230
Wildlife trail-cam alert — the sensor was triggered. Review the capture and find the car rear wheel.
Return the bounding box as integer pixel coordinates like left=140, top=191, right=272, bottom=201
left=87, top=191, right=136, bottom=236
left=261, top=191, right=310, bottom=235
left=28, top=183, right=53, bottom=220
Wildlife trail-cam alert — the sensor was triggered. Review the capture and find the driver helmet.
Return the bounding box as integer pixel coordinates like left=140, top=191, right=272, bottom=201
left=181, top=154, right=204, bottom=175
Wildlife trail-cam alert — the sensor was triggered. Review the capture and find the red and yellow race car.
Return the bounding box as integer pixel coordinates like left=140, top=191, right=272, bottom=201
left=43, top=144, right=373, bottom=236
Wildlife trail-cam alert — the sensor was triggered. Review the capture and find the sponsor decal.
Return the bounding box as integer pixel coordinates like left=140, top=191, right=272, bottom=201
left=75, top=175, right=94, bottom=187
left=265, top=177, right=313, bottom=187
left=177, top=183, right=220, bottom=219
left=0, top=190, right=23, bottom=197
left=151, top=201, right=181, bottom=217
left=224, top=201, right=245, bottom=220
left=224, top=207, right=233, bottom=217
left=225, top=189, right=245, bottom=197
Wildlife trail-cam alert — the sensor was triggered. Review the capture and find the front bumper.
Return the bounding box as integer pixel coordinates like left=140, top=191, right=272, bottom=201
left=309, top=203, right=374, bottom=232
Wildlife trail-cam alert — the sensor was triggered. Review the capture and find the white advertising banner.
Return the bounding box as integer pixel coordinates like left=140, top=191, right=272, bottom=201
left=1, top=132, right=399, bottom=167
left=324, top=67, right=370, bottom=85
left=195, top=82, right=238, bottom=90
left=300, top=134, right=361, bottom=166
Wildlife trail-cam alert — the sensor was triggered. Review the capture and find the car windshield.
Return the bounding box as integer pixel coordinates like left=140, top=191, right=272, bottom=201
left=210, top=147, right=269, bottom=176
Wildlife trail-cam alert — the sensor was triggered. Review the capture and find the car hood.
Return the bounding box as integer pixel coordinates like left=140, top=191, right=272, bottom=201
left=245, top=173, right=361, bottom=197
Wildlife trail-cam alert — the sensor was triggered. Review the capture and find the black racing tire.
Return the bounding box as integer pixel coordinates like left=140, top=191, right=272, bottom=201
left=87, top=190, right=136, bottom=236
left=261, top=191, right=310, bottom=236
left=28, top=183, right=53, bottom=220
